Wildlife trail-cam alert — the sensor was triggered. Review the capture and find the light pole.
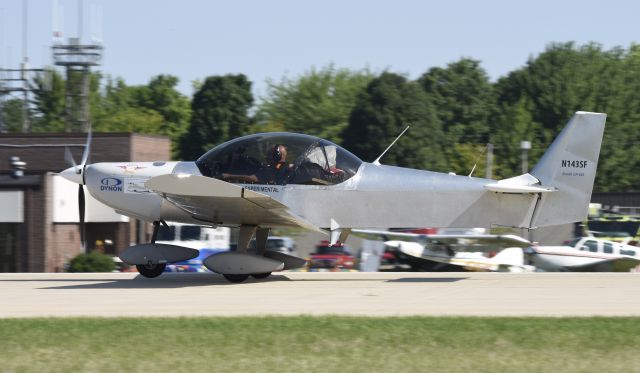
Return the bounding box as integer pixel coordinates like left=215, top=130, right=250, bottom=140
left=520, top=140, right=531, bottom=174
left=520, top=140, right=532, bottom=241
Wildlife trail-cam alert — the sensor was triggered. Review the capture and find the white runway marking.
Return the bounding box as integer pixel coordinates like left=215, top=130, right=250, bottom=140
left=1, top=272, right=639, bottom=317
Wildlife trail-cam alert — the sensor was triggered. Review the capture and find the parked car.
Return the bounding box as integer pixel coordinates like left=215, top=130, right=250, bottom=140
left=308, top=240, right=357, bottom=271
left=165, top=248, right=226, bottom=272
left=249, top=236, right=298, bottom=256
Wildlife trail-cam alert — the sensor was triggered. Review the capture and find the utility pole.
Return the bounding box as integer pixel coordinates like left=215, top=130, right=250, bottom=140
left=485, top=143, right=493, bottom=179
left=520, top=140, right=531, bottom=174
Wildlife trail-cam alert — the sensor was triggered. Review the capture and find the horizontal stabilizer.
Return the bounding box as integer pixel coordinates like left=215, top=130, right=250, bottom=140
left=485, top=174, right=557, bottom=194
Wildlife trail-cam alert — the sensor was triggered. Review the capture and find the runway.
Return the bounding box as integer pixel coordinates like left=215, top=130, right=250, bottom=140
left=1, top=272, right=640, bottom=318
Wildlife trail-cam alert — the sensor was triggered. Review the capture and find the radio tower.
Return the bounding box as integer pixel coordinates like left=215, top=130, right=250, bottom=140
left=52, top=0, right=103, bottom=132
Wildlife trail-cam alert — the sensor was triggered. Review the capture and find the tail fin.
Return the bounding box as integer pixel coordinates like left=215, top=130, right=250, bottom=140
left=529, top=111, right=606, bottom=227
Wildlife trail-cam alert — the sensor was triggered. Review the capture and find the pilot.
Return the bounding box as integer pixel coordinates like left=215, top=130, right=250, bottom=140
left=222, top=144, right=290, bottom=184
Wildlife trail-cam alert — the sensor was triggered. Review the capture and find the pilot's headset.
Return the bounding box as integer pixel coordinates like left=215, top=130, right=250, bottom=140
left=270, top=144, right=284, bottom=164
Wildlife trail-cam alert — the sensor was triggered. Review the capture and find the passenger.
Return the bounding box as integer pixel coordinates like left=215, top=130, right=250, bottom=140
left=222, top=144, right=290, bottom=184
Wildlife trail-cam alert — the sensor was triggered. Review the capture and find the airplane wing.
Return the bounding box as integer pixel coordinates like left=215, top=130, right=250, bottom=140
left=564, top=256, right=640, bottom=272
left=145, top=174, right=323, bottom=232
left=352, top=229, right=531, bottom=250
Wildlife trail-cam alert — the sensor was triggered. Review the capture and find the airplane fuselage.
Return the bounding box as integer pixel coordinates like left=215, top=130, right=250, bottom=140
left=85, top=161, right=540, bottom=230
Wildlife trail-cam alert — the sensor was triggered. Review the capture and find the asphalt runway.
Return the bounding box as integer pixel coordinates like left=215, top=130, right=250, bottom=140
left=1, top=272, right=640, bottom=318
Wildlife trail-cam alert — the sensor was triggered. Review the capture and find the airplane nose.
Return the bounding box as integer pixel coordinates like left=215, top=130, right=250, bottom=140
left=60, top=166, right=84, bottom=185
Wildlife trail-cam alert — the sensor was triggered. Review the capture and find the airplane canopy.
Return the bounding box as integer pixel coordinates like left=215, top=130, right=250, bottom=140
left=196, top=132, right=362, bottom=186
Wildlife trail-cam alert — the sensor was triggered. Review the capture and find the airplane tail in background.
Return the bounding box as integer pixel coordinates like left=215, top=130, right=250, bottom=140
left=490, top=247, right=525, bottom=267
left=530, top=111, right=606, bottom=227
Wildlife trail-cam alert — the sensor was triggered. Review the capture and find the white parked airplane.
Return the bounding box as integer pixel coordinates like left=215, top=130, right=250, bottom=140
left=60, top=112, right=606, bottom=282
left=527, top=237, right=640, bottom=272
left=353, top=229, right=534, bottom=272
left=387, top=241, right=535, bottom=272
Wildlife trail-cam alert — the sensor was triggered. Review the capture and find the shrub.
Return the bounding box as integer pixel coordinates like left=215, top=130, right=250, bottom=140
left=67, top=252, right=116, bottom=272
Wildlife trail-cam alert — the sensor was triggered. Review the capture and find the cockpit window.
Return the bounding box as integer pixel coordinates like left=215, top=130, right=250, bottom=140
left=584, top=240, right=598, bottom=252
left=196, top=133, right=362, bottom=186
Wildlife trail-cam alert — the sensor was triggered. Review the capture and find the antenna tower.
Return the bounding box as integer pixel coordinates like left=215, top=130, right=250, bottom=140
left=52, top=0, right=103, bottom=132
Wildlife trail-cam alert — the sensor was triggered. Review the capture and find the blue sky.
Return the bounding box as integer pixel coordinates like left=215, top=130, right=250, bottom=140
left=1, top=0, right=639, bottom=99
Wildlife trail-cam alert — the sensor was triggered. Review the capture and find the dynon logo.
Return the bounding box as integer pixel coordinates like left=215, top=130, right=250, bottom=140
left=100, top=177, right=123, bottom=192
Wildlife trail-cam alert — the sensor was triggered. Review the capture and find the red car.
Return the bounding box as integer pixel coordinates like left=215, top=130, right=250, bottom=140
left=308, top=241, right=357, bottom=271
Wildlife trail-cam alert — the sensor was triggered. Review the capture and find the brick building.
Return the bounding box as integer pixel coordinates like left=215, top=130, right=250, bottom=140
left=0, top=132, right=170, bottom=272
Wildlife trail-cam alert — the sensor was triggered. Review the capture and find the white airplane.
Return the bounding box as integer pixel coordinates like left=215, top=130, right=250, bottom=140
left=527, top=237, right=640, bottom=272
left=354, top=229, right=535, bottom=272
left=60, top=111, right=606, bottom=282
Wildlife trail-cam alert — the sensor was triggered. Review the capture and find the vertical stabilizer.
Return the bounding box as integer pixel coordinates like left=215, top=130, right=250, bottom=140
left=530, top=112, right=606, bottom=227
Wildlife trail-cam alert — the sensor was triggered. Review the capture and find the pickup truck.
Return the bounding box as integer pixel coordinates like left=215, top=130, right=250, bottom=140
left=308, top=241, right=357, bottom=271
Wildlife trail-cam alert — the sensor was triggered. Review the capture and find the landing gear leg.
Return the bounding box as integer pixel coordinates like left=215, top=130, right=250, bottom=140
left=251, top=228, right=272, bottom=280
left=220, top=225, right=257, bottom=283
left=150, top=221, right=160, bottom=243
left=136, top=221, right=167, bottom=278
left=255, top=228, right=270, bottom=255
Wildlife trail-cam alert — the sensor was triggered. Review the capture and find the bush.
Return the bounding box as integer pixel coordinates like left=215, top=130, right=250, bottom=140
left=67, top=252, right=116, bottom=273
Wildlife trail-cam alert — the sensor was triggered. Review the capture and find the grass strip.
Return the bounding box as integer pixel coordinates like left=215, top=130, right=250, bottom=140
left=1, top=316, right=639, bottom=372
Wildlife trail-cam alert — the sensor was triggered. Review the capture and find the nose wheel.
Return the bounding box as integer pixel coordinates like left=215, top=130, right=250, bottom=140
left=136, top=263, right=166, bottom=278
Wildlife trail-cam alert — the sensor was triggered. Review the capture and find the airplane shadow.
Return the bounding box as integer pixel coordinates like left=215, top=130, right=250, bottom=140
left=20, top=273, right=468, bottom=289
left=386, top=277, right=467, bottom=283
left=38, top=273, right=291, bottom=290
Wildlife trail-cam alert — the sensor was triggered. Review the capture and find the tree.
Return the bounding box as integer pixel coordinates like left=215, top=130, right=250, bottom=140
left=130, top=75, right=191, bottom=155
left=418, top=58, right=495, bottom=144
left=256, top=65, right=373, bottom=142
left=495, top=42, right=625, bottom=133
left=179, top=74, right=253, bottom=160
left=341, top=72, right=446, bottom=171
left=493, top=42, right=640, bottom=190
left=490, top=97, right=545, bottom=178
left=31, top=69, right=66, bottom=132
left=93, top=77, right=166, bottom=134
left=0, top=98, right=26, bottom=132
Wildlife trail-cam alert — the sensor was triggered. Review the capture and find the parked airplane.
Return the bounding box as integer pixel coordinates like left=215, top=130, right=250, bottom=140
left=354, top=229, right=534, bottom=272
left=392, top=242, right=536, bottom=272
left=60, top=112, right=606, bottom=282
left=527, top=237, right=640, bottom=272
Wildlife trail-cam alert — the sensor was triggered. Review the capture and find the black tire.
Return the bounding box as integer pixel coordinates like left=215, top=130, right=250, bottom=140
left=251, top=272, right=271, bottom=279
left=136, top=263, right=166, bottom=278
left=223, top=274, right=250, bottom=283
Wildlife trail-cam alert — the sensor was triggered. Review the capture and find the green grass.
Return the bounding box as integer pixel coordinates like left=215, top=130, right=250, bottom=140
left=1, top=317, right=639, bottom=372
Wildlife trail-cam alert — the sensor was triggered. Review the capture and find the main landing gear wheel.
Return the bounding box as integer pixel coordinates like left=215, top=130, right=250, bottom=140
left=251, top=272, right=271, bottom=279
left=136, top=263, right=166, bottom=278
left=223, top=274, right=250, bottom=283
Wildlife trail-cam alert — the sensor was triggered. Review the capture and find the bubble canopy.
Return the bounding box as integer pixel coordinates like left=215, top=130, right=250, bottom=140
left=196, top=133, right=363, bottom=186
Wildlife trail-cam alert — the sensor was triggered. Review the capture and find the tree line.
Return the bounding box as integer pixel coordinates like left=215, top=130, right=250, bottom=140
left=1, top=42, right=638, bottom=191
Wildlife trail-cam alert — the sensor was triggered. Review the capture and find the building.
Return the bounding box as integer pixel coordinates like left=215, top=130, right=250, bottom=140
left=0, top=132, right=170, bottom=272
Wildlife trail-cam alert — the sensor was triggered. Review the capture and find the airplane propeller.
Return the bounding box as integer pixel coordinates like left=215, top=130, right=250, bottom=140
left=63, top=130, right=92, bottom=252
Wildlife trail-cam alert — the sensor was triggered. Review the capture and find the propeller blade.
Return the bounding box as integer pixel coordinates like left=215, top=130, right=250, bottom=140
left=80, top=129, right=92, bottom=167
left=64, top=147, right=77, bottom=168
left=78, top=184, right=86, bottom=251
